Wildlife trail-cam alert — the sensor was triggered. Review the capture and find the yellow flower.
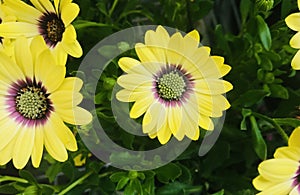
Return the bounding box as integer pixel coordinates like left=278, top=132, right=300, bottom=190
left=285, top=0, right=300, bottom=70
left=253, top=127, right=300, bottom=194
left=116, top=26, right=232, bottom=144
left=0, top=36, right=92, bottom=169
left=0, top=3, right=16, bottom=56
left=0, top=0, right=82, bottom=65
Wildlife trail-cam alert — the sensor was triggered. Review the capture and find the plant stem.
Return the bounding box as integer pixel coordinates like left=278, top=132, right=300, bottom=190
left=252, top=112, right=289, bottom=144
left=58, top=171, right=93, bottom=195
left=108, top=0, right=119, bottom=17
left=0, top=176, right=28, bottom=184
left=58, top=171, right=113, bottom=195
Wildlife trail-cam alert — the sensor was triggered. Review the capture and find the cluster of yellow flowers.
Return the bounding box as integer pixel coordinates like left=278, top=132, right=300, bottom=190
left=0, top=0, right=92, bottom=169
left=251, top=1, right=300, bottom=194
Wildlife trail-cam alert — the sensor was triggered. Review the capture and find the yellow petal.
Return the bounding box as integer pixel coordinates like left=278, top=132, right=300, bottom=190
left=58, top=0, right=73, bottom=13
left=289, top=127, right=300, bottom=147
left=116, top=89, right=151, bottom=102
left=52, top=42, right=68, bottom=65
left=51, top=90, right=83, bottom=109
left=182, top=30, right=200, bottom=60
left=61, top=25, right=82, bottom=57
left=61, top=3, right=79, bottom=26
left=61, top=39, right=82, bottom=58
left=290, top=32, right=300, bottom=49
left=252, top=175, right=274, bottom=191
left=44, top=119, right=68, bottom=162
left=0, top=52, right=24, bottom=82
left=198, top=114, right=214, bottom=131
left=0, top=118, right=21, bottom=151
left=256, top=180, right=293, bottom=195
left=56, top=106, right=93, bottom=125
left=13, top=126, right=35, bottom=169
left=3, top=0, right=41, bottom=23
left=30, top=35, right=48, bottom=65
left=35, top=50, right=65, bottom=92
left=285, top=13, right=300, bottom=31
left=135, top=43, right=163, bottom=66
left=197, top=94, right=230, bottom=117
left=118, top=57, right=141, bottom=73
left=15, top=37, right=33, bottom=78
left=166, top=32, right=184, bottom=65
left=0, top=136, right=16, bottom=166
left=182, top=96, right=200, bottom=140
left=168, top=105, right=182, bottom=136
left=145, top=26, right=170, bottom=48
left=157, top=120, right=172, bottom=144
left=31, top=124, right=44, bottom=168
left=291, top=50, right=300, bottom=70
left=0, top=22, right=39, bottom=38
left=118, top=57, right=154, bottom=75
left=274, top=146, right=300, bottom=161
left=258, top=158, right=299, bottom=181
left=129, top=95, right=155, bottom=118
left=50, top=112, right=78, bottom=151
left=142, top=101, right=163, bottom=134
left=195, top=79, right=233, bottom=95
left=58, top=77, right=83, bottom=92
left=30, top=0, right=55, bottom=13
left=117, top=74, right=152, bottom=90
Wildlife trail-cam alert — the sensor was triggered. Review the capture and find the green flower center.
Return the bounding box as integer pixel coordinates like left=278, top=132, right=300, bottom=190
left=157, top=70, right=186, bottom=101
left=15, top=86, right=48, bottom=120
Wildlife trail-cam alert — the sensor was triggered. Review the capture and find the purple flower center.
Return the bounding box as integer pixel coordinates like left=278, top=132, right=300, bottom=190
left=38, top=12, right=65, bottom=47
left=6, top=77, right=53, bottom=126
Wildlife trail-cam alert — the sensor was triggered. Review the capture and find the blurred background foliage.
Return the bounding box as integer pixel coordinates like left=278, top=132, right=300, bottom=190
left=1, top=0, right=300, bottom=194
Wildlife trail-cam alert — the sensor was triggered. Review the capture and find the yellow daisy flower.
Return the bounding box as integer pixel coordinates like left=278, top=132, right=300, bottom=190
left=0, top=0, right=82, bottom=65
left=285, top=0, right=300, bottom=70
left=253, top=127, right=300, bottom=194
left=116, top=26, right=232, bottom=144
left=0, top=36, right=92, bottom=169
left=0, top=3, right=16, bottom=56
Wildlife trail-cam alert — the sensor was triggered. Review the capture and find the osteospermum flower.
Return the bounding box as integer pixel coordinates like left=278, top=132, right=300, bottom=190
left=0, top=3, right=15, bottom=56
left=285, top=0, right=300, bottom=70
left=0, top=0, right=82, bottom=65
left=116, top=26, right=232, bottom=144
left=253, top=127, right=300, bottom=194
left=0, top=37, right=92, bottom=169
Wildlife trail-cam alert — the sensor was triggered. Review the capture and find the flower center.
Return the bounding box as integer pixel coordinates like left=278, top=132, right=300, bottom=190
left=15, top=85, right=48, bottom=120
left=38, top=12, right=65, bottom=47
left=157, top=70, right=186, bottom=101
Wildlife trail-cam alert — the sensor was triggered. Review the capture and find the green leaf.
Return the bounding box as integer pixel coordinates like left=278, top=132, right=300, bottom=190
left=240, top=0, right=251, bottom=24
left=155, top=163, right=182, bottom=184
left=268, top=84, right=289, bottom=99
left=256, top=15, right=272, bottom=50
left=250, top=116, right=267, bottom=160
left=156, top=182, right=203, bottom=195
left=212, top=189, right=225, bottom=195
left=23, top=185, right=39, bottom=195
left=240, top=108, right=252, bottom=130
left=116, top=177, right=130, bottom=190
left=274, top=118, right=300, bottom=128
left=45, top=163, right=62, bottom=183
left=232, top=89, right=269, bottom=108
left=259, top=55, right=273, bottom=71
left=0, top=183, right=19, bottom=194
left=110, top=172, right=127, bottom=182
left=19, top=170, right=37, bottom=185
